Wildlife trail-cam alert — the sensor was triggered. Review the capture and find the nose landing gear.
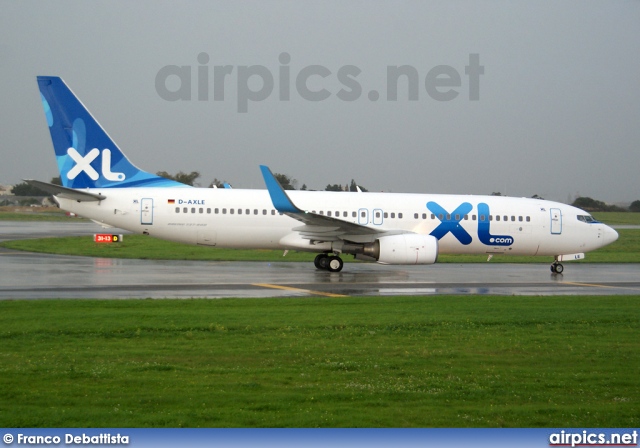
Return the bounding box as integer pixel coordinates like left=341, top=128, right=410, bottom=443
left=551, top=262, right=564, bottom=274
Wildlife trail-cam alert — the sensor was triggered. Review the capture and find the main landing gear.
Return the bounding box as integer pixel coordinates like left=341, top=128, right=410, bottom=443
left=314, top=253, right=344, bottom=273
left=550, top=261, right=564, bottom=274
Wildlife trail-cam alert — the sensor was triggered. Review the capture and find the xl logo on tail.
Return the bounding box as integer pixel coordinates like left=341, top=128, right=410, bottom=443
left=66, top=148, right=126, bottom=182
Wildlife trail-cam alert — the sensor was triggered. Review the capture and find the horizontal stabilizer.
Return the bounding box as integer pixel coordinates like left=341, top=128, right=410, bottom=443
left=24, top=179, right=106, bottom=202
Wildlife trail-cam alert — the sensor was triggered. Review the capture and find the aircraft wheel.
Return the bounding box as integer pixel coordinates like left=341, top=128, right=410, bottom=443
left=327, top=256, right=344, bottom=273
left=554, top=263, right=564, bottom=274
left=314, top=253, right=329, bottom=270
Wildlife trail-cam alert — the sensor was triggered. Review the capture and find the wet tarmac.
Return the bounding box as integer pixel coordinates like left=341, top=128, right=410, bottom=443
left=1, top=221, right=639, bottom=299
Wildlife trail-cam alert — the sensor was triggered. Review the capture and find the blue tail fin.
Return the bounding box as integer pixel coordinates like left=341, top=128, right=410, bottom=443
left=37, top=76, right=185, bottom=189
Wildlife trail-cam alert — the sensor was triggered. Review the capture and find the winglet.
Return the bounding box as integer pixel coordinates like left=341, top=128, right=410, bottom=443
left=259, top=165, right=302, bottom=213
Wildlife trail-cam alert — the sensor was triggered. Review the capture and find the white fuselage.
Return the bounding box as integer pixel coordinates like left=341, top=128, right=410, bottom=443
left=56, top=187, right=618, bottom=259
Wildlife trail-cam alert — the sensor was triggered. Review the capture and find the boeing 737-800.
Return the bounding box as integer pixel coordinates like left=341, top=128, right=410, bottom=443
left=29, top=76, right=618, bottom=273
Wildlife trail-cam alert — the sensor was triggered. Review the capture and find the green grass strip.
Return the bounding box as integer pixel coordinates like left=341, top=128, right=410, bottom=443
left=0, top=296, right=638, bottom=427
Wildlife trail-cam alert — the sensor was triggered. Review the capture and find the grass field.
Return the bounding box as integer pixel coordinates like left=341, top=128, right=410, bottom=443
left=0, top=206, right=82, bottom=222
left=592, top=211, right=640, bottom=225
left=0, top=296, right=638, bottom=427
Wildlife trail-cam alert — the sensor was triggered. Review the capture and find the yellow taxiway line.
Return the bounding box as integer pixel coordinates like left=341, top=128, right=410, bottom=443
left=252, top=283, right=348, bottom=298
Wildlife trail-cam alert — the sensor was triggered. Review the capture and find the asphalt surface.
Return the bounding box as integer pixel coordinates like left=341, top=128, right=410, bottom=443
left=1, top=220, right=639, bottom=299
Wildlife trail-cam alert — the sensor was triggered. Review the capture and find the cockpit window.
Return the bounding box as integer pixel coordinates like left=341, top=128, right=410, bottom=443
left=577, top=215, right=599, bottom=223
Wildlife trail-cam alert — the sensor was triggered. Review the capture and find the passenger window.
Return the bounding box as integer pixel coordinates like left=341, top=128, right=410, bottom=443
left=464, top=215, right=468, bottom=220
left=222, top=208, right=227, bottom=214
left=327, top=211, right=332, bottom=217
left=391, top=212, right=395, bottom=218
left=238, top=209, right=242, bottom=215
left=518, top=216, right=523, bottom=222
left=343, top=212, right=348, bottom=217
left=191, top=208, right=195, bottom=213
left=246, top=209, right=250, bottom=215
left=422, top=213, right=427, bottom=219
left=472, top=215, right=477, bottom=221
left=431, top=214, right=436, bottom=220
left=480, top=215, right=485, bottom=221
left=455, top=214, right=460, bottom=221
left=199, top=208, right=203, bottom=214
left=526, top=216, right=530, bottom=222
left=215, top=208, right=219, bottom=214
left=511, top=216, right=515, bottom=221
left=398, top=213, right=403, bottom=219
left=175, top=207, right=180, bottom=213
left=263, top=209, right=267, bottom=215
left=230, top=209, right=234, bottom=214
left=207, top=208, right=211, bottom=214
left=384, top=212, right=388, bottom=218
left=183, top=207, right=188, bottom=213
left=496, top=216, right=501, bottom=221
left=271, top=210, right=276, bottom=215
left=414, top=213, right=418, bottom=219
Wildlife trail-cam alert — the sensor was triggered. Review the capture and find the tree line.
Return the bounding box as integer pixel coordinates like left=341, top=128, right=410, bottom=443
left=155, top=171, right=369, bottom=192
left=572, top=197, right=640, bottom=213
left=7, top=174, right=640, bottom=212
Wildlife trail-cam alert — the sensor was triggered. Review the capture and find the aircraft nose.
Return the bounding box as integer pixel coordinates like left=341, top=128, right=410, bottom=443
left=603, top=225, right=619, bottom=246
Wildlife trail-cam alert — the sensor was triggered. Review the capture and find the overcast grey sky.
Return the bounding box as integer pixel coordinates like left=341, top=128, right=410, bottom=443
left=1, top=1, right=638, bottom=203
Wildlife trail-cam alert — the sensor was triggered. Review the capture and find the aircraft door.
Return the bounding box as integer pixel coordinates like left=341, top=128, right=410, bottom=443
left=141, top=198, right=153, bottom=225
left=550, top=208, right=562, bottom=234
left=372, top=208, right=383, bottom=225
left=358, top=208, right=369, bottom=225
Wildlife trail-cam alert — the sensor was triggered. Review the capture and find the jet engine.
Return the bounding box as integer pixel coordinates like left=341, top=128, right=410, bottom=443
left=348, top=234, right=438, bottom=265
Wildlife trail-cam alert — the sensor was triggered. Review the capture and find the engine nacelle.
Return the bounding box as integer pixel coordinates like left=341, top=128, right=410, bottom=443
left=358, top=234, right=439, bottom=265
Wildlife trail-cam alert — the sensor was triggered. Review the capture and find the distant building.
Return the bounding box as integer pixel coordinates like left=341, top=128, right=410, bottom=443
left=0, top=185, right=14, bottom=196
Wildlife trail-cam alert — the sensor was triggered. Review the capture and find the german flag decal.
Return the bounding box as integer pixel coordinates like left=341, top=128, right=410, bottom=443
left=167, top=199, right=175, bottom=204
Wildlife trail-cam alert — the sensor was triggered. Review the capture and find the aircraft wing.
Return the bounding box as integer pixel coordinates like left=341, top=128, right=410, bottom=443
left=24, top=179, right=106, bottom=202
left=260, top=166, right=406, bottom=243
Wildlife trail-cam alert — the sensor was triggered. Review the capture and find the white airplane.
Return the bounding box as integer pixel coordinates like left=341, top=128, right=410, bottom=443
left=29, top=76, right=618, bottom=273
